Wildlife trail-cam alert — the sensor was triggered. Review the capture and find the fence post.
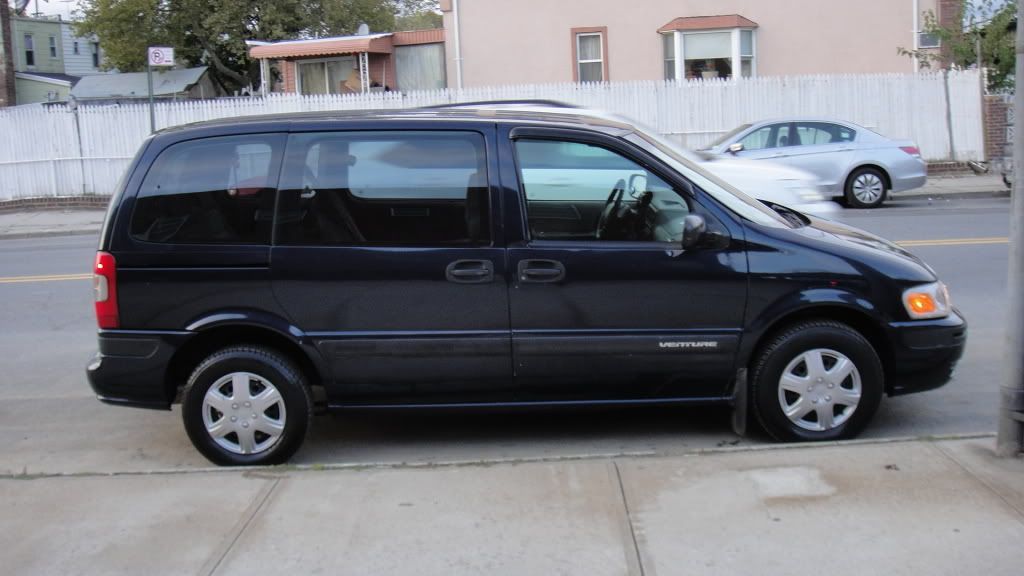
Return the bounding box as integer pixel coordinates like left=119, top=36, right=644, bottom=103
left=943, top=69, right=957, bottom=162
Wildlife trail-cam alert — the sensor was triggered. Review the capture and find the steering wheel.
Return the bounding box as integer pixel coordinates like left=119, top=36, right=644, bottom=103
left=596, top=179, right=627, bottom=239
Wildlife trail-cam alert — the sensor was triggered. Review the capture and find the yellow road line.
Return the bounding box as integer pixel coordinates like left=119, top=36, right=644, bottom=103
left=0, top=273, right=92, bottom=284
left=897, top=237, right=1009, bottom=247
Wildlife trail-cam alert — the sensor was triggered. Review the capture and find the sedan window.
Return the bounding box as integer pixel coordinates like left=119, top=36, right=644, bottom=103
left=794, top=122, right=857, bottom=146
left=739, top=124, right=789, bottom=150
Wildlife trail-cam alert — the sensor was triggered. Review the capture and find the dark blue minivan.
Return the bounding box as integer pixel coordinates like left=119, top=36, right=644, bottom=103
left=87, top=104, right=966, bottom=465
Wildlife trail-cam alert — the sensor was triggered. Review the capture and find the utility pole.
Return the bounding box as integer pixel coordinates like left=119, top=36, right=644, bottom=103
left=996, top=0, right=1024, bottom=457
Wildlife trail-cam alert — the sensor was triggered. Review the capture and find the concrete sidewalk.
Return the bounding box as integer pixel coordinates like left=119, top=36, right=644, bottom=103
left=0, top=174, right=1010, bottom=240
left=1, top=436, right=1021, bottom=575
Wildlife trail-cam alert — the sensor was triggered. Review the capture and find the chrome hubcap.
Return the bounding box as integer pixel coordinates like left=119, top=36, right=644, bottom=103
left=852, top=173, right=884, bottom=204
left=202, top=372, right=286, bottom=455
left=777, top=348, right=861, bottom=432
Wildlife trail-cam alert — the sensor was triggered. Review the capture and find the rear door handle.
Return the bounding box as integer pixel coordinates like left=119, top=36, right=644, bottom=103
left=518, top=259, right=565, bottom=283
left=446, top=259, right=494, bottom=284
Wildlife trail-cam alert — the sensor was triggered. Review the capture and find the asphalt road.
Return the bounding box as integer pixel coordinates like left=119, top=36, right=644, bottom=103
left=0, top=196, right=1011, bottom=474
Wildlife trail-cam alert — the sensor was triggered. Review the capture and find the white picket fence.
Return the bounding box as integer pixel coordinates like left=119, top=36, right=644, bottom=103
left=0, top=71, right=984, bottom=200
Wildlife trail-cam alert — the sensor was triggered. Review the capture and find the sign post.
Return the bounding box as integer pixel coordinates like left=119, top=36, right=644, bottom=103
left=146, top=47, right=175, bottom=134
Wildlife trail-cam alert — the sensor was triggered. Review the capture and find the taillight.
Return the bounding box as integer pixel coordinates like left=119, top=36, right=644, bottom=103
left=900, top=145, right=921, bottom=157
left=93, top=251, right=119, bottom=329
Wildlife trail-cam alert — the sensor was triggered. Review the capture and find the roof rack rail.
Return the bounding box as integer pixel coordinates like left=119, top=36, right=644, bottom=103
left=423, top=99, right=581, bottom=110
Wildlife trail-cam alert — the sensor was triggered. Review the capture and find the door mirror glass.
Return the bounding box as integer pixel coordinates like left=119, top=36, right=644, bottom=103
left=681, top=214, right=706, bottom=249
left=628, top=173, right=648, bottom=197
left=728, top=142, right=744, bottom=154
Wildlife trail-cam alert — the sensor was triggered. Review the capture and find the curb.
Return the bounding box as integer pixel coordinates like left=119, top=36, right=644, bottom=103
left=898, top=189, right=1010, bottom=201
left=0, top=229, right=99, bottom=241
left=0, top=432, right=997, bottom=480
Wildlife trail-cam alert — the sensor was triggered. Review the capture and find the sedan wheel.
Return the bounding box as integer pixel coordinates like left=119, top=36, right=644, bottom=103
left=845, top=168, right=887, bottom=208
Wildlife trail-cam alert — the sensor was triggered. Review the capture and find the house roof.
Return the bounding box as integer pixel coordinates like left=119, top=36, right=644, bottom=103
left=248, top=29, right=445, bottom=60
left=658, top=14, right=759, bottom=33
left=71, top=66, right=208, bottom=100
left=15, top=72, right=81, bottom=87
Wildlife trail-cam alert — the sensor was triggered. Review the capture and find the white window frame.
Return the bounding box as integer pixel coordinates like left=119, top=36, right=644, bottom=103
left=671, top=28, right=756, bottom=81
left=49, top=36, right=58, bottom=59
left=576, top=32, right=604, bottom=82
left=24, top=34, right=35, bottom=67
left=918, top=32, right=941, bottom=49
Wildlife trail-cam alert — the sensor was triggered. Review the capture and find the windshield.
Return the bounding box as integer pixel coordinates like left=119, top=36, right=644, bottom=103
left=702, top=124, right=752, bottom=150
left=624, top=129, right=792, bottom=228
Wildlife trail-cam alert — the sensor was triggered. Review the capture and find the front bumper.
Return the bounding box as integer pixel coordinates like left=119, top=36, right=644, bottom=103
left=86, top=331, right=191, bottom=410
left=884, top=310, right=967, bottom=396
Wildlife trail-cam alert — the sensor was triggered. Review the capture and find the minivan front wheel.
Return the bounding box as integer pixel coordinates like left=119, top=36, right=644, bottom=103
left=751, top=321, right=883, bottom=442
left=182, top=346, right=312, bottom=466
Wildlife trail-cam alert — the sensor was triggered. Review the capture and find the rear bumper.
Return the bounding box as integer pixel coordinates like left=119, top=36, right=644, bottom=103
left=86, top=331, right=190, bottom=410
left=889, top=160, right=928, bottom=193
left=884, top=310, right=967, bottom=396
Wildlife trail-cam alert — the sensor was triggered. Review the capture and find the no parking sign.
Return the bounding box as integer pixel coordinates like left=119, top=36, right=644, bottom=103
left=147, top=47, right=175, bottom=67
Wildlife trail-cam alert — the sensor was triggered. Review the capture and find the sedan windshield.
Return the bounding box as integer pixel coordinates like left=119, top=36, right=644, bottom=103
left=624, top=129, right=792, bottom=228
left=702, top=124, right=751, bottom=150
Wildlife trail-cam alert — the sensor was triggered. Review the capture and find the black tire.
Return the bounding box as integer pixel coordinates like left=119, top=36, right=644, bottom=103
left=182, top=345, right=312, bottom=466
left=844, top=167, right=888, bottom=209
left=751, top=320, right=883, bottom=442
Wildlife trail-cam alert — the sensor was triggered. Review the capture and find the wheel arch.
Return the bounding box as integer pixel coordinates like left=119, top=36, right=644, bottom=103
left=846, top=163, right=892, bottom=192
left=744, top=303, right=893, bottom=389
left=166, top=313, right=328, bottom=404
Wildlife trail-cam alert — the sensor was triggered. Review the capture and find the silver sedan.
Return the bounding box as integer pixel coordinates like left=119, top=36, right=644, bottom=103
left=700, top=119, right=927, bottom=208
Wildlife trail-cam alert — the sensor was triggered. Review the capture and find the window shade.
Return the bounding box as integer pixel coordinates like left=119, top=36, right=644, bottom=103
left=683, top=32, right=731, bottom=59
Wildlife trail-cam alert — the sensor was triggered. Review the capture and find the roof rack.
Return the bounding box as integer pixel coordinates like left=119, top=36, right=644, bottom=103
left=423, top=99, right=581, bottom=110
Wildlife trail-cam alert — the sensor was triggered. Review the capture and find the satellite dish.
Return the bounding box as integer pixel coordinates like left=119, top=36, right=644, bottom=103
left=357, top=23, right=370, bottom=36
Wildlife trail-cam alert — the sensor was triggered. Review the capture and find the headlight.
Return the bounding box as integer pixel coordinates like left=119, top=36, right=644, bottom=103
left=902, top=282, right=951, bottom=319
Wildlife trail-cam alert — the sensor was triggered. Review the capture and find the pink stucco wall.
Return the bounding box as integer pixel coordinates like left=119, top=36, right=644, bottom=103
left=443, top=0, right=940, bottom=87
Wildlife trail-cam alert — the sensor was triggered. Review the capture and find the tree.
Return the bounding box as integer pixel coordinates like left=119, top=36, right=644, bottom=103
left=395, top=0, right=441, bottom=30
left=75, top=0, right=428, bottom=93
left=898, top=0, right=1017, bottom=92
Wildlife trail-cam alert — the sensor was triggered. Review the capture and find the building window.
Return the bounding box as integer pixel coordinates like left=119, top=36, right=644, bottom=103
left=24, top=35, right=35, bottom=67
left=73, top=41, right=80, bottom=55
left=663, top=33, right=675, bottom=81
left=297, top=57, right=357, bottom=95
left=918, top=32, right=941, bottom=49
left=571, top=27, right=607, bottom=83
left=49, top=36, right=58, bottom=59
left=92, top=43, right=100, bottom=68
left=665, top=28, right=756, bottom=80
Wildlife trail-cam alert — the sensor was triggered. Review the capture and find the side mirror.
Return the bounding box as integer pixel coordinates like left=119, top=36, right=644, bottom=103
left=628, top=173, right=647, bottom=197
left=681, top=214, right=706, bottom=250
left=728, top=142, right=744, bottom=155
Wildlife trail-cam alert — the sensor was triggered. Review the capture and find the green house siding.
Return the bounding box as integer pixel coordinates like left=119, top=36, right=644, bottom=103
left=15, top=76, right=69, bottom=104
left=12, top=18, right=64, bottom=74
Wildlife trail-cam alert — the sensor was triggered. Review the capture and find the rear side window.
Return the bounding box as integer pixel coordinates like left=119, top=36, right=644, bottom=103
left=131, top=134, right=285, bottom=244
left=276, top=131, right=490, bottom=246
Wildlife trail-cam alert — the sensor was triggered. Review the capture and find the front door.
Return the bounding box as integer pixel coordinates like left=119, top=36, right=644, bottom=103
left=500, top=127, right=748, bottom=401
left=270, top=128, right=511, bottom=404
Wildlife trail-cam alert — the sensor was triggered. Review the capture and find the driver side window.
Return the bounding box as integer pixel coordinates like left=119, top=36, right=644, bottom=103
left=514, top=139, right=687, bottom=242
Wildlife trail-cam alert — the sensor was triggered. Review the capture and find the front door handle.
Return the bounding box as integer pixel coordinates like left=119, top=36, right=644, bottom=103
left=446, top=259, right=494, bottom=284
left=518, top=259, right=565, bottom=283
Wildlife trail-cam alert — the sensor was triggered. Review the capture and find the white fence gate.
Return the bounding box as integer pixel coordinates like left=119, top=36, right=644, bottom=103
left=0, top=71, right=983, bottom=201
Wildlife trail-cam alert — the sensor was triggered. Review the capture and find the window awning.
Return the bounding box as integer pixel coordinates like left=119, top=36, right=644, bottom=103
left=248, top=29, right=445, bottom=60
left=657, top=14, right=759, bottom=33
left=249, top=34, right=395, bottom=59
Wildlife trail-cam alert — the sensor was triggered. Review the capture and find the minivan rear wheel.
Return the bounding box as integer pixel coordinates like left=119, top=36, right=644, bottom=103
left=182, top=345, right=312, bottom=466
left=751, top=320, right=883, bottom=442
